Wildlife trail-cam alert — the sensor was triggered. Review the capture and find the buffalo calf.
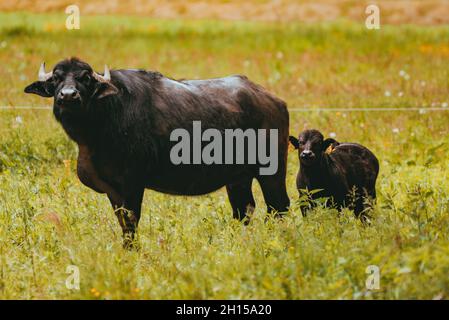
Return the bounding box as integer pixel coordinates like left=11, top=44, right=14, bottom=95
left=289, top=129, right=379, bottom=220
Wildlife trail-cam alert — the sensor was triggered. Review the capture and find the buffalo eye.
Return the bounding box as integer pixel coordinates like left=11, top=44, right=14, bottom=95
left=77, top=71, right=91, bottom=83
left=52, top=74, right=61, bottom=83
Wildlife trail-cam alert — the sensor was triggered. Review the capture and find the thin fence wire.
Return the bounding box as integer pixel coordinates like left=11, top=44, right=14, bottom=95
left=288, top=107, right=449, bottom=112
left=0, top=106, right=52, bottom=110
left=1, top=106, right=449, bottom=112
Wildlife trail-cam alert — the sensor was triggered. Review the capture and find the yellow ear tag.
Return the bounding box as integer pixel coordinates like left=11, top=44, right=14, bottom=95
left=325, top=145, right=335, bottom=154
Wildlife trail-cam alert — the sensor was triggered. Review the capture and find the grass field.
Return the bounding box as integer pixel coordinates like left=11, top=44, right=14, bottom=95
left=0, top=12, right=448, bottom=299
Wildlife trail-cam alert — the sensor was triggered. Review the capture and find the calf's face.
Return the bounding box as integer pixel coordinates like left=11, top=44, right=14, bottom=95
left=289, top=129, right=324, bottom=166
left=24, top=58, right=118, bottom=116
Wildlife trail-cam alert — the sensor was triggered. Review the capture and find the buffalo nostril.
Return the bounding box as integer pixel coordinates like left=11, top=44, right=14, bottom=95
left=301, top=151, right=313, bottom=158
left=60, top=88, right=79, bottom=100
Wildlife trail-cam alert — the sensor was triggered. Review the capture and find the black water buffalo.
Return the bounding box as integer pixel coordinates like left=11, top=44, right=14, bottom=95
left=289, top=129, right=379, bottom=220
left=24, top=57, right=290, bottom=247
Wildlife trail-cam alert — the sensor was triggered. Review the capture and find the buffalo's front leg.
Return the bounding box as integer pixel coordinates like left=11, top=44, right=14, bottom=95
left=77, top=145, right=145, bottom=249
left=108, top=188, right=144, bottom=249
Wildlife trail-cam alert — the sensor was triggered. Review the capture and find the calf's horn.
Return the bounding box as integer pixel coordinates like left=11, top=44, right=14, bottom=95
left=38, top=62, right=53, bottom=81
left=93, top=65, right=111, bottom=82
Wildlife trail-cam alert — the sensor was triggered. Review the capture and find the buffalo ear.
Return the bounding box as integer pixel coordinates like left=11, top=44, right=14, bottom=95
left=322, top=138, right=339, bottom=154
left=289, top=136, right=299, bottom=149
left=93, top=82, right=119, bottom=99
left=24, top=81, right=54, bottom=97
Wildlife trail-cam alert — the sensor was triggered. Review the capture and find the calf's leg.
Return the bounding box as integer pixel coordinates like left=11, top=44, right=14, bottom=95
left=358, top=187, right=377, bottom=224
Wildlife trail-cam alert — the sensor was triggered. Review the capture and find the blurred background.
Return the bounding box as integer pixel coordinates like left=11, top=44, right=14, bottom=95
left=2, top=0, right=449, bottom=24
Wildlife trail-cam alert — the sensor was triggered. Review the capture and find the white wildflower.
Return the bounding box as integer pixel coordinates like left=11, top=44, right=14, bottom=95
left=15, top=116, right=23, bottom=124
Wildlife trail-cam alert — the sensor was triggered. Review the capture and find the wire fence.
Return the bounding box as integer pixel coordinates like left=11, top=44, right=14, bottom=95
left=0, top=106, right=52, bottom=110
left=288, top=107, right=449, bottom=112
left=1, top=106, right=449, bottom=112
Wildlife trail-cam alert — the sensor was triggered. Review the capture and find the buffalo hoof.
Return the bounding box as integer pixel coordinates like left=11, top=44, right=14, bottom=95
left=122, top=234, right=140, bottom=251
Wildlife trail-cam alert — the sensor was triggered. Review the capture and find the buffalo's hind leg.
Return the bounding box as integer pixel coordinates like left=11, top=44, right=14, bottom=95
left=257, top=174, right=290, bottom=219
left=256, top=132, right=290, bottom=219
left=226, top=178, right=256, bottom=224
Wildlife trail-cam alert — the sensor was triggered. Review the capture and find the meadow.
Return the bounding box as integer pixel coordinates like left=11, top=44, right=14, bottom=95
left=0, top=12, right=448, bottom=299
